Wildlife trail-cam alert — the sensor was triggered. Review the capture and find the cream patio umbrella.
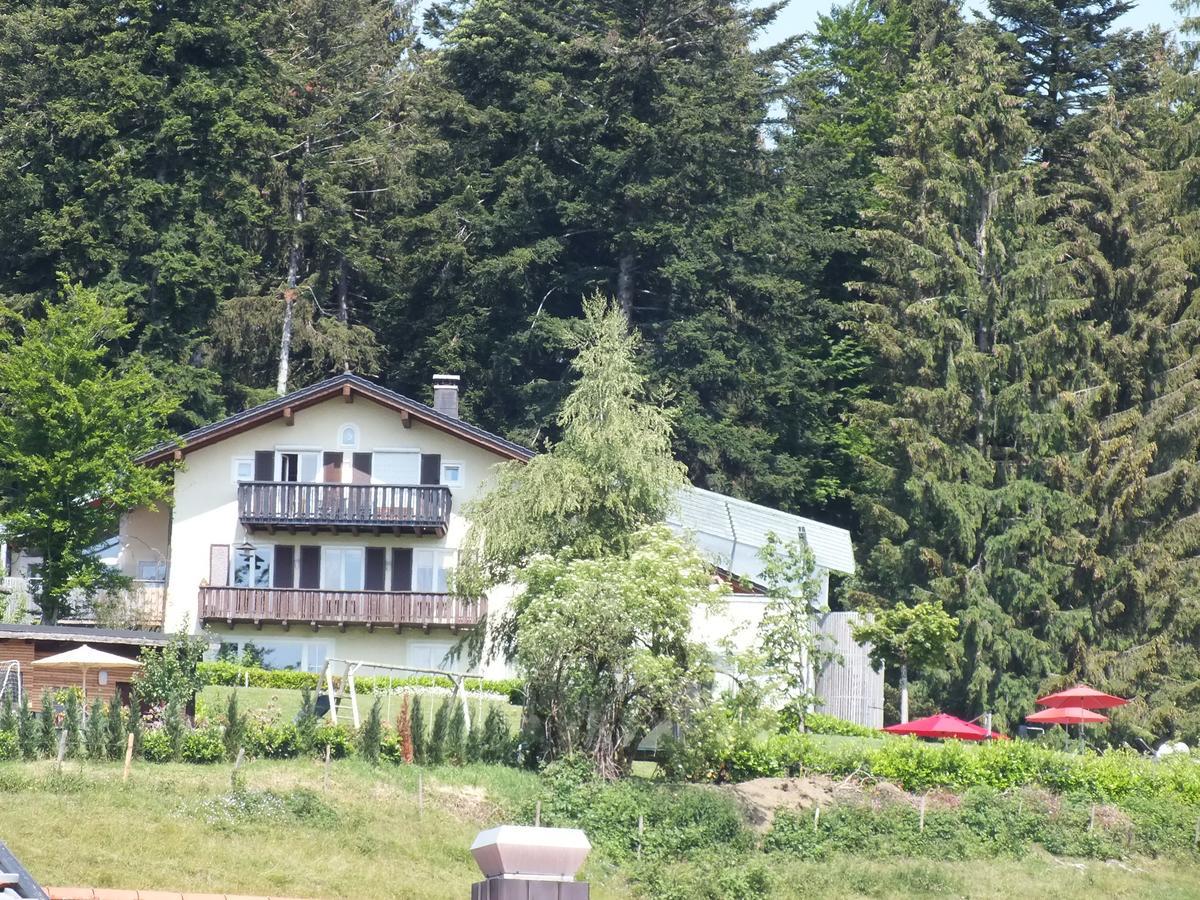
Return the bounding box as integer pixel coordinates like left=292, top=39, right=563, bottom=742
left=31, top=644, right=142, bottom=710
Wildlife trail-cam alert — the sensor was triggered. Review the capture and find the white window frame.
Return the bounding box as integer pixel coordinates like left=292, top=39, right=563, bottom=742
left=372, top=448, right=422, bottom=485
left=231, top=457, right=254, bottom=484
left=274, top=447, right=321, bottom=483
left=216, top=637, right=331, bottom=673
left=408, top=640, right=455, bottom=672
left=413, top=548, right=454, bottom=593
left=136, top=560, right=167, bottom=583
left=231, top=543, right=273, bottom=588
left=337, top=423, right=359, bottom=450
left=321, top=545, right=365, bottom=591
left=440, top=460, right=464, bottom=487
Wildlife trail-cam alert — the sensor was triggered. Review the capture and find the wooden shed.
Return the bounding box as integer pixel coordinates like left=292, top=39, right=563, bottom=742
left=0, top=624, right=170, bottom=710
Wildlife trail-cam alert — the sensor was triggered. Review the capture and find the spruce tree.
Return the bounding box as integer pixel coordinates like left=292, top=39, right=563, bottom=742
left=1056, top=93, right=1200, bottom=736
left=85, top=697, right=106, bottom=759
left=850, top=34, right=1087, bottom=726
left=0, top=692, right=14, bottom=734
left=63, top=689, right=81, bottom=758
left=409, top=695, right=426, bottom=764
left=295, top=688, right=318, bottom=755
left=105, top=699, right=127, bottom=759
left=481, top=706, right=511, bottom=765
left=428, top=700, right=450, bottom=765
left=16, top=693, right=37, bottom=760
left=445, top=701, right=466, bottom=766
left=382, top=0, right=846, bottom=510
left=988, top=0, right=1141, bottom=163
left=37, top=690, right=56, bottom=758
left=358, top=698, right=383, bottom=766
left=223, top=691, right=244, bottom=760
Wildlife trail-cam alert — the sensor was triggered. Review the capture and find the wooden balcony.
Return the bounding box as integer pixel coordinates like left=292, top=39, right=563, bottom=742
left=199, top=586, right=485, bottom=631
left=238, top=482, right=451, bottom=535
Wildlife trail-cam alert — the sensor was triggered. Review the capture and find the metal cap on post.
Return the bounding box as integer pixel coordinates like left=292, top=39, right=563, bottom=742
left=469, top=825, right=591, bottom=900
left=432, top=374, right=461, bottom=419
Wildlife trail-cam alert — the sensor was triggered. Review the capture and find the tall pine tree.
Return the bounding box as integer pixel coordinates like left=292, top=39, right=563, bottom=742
left=850, top=34, right=1089, bottom=726
left=1059, top=91, right=1200, bottom=739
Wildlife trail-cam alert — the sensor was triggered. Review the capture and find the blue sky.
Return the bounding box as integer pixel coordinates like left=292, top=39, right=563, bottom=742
left=759, top=0, right=1184, bottom=44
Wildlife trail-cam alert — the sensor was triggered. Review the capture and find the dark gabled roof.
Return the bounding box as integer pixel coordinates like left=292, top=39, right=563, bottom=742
left=0, top=622, right=172, bottom=647
left=138, top=373, right=535, bottom=464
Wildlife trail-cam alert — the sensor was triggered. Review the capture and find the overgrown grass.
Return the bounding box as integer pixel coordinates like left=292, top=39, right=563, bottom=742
left=2, top=758, right=1200, bottom=899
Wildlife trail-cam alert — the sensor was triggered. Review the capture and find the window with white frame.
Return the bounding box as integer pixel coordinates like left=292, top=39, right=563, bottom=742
left=408, top=640, right=454, bottom=672
left=277, top=450, right=319, bottom=482
left=136, top=560, right=167, bottom=582
left=321, top=546, right=364, bottom=590
left=232, top=457, right=254, bottom=483
left=440, top=462, right=463, bottom=487
left=232, top=545, right=272, bottom=588
left=373, top=450, right=420, bottom=485
left=338, top=424, right=358, bottom=449
left=216, top=638, right=330, bottom=672
left=413, top=549, right=451, bottom=593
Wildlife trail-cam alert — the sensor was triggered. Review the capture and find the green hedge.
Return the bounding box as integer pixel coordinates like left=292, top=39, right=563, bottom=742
left=198, top=661, right=524, bottom=703
left=804, top=712, right=878, bottom=738
left=763, top=787, right=1200, bottom=862
left=713, top=732, right=1200, bottom=804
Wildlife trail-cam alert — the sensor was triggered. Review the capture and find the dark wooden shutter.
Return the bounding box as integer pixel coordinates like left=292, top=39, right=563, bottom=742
left=322, top=452, right=343, bottom=483
left=365, top=548, right=386, bottom=591
left=299, top=545, right=321, bottom=589
left=391, top=548, right=413, bottom=591
left=352, top=452, right=373, bottom=485
left=253, top=450, right=274, bottom=481
left=273, top=545, right=295, bottom=588
left=209, top=544, right=229, bottom=586
left=420, top=453, right=441, bottom=485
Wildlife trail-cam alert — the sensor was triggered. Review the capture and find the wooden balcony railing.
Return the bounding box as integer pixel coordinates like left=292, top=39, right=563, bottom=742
left=198, top=586, right=484, bottom=630
left=237, top=482, right=451, bottom=534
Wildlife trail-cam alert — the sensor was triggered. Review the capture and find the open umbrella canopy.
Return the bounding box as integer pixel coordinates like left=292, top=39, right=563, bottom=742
left=1026, top=706, right=1108, bottom=725
left=1036, top=684, right=1127, bottom=710
left=883, top=713, right=1000, bottom=741
left=31, top=644, right=142, bottom=669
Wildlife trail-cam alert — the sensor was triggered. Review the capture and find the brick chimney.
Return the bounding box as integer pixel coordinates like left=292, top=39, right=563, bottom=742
left=432, top=374, right=461, bottom=419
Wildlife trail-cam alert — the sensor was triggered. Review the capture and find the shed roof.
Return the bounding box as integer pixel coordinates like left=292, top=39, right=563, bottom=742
left=667, top=486, right=855, bottom=582
left=0, top=623, right=171, bottom=647
left=138, top=373, right=534, bottom=464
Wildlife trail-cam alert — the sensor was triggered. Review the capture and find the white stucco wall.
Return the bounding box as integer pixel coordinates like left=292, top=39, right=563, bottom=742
left=121, top=394, right=515, bottom=672
left=117, top=503, right=170, bottom=580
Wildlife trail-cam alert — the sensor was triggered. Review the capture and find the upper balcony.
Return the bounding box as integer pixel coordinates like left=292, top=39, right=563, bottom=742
left=237, top=482, right=452, bottom=536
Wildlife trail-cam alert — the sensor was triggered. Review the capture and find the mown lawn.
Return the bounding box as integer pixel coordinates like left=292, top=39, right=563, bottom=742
left=3, top=757, right=1200, bottom=899
left=196, top=684, right=524, bottom=729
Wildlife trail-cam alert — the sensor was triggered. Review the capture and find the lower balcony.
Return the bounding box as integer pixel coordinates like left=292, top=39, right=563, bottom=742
left=198, top=586, right=485, bottom=631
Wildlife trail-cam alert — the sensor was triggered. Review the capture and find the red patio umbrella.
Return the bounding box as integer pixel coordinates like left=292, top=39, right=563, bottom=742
left=1036, top=684, right=1128, bottom=710
left=883, top=713, right=1001, bottom=741
left=1026, top=706, right=1109, bottom=725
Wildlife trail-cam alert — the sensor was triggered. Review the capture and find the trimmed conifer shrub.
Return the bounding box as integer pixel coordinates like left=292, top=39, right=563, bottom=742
left=38, top=689, right=56, bottom=757
left=359, top=698, right=383, bottom=765
left=223, top=691, right=245, bottom=760
left=410, top=695, right=426, bottom=764
left=16, top=693, right=37, bottom=759
left=85, top=697, right=106, bottom=759
left=105, top=699, right=127, bottom=759
left=428, top=700, right=450, bottom=765
left=397, top=695, right=414, bottom=764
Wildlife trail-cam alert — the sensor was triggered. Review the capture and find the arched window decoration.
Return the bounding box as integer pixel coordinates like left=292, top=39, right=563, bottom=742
left=338, top=424, right=358, bottom=449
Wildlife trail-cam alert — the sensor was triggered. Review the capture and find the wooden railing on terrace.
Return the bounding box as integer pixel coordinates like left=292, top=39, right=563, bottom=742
left=198, top=585, right=484, bottom=630
left=237, top=481, right=452, bottom=534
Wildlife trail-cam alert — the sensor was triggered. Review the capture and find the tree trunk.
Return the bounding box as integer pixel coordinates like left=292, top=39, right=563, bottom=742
left=277, top=157, right=308, bottom=396
left=899, top=662, right=909, bottom=724
left=617, top=250, right=635, bottom=319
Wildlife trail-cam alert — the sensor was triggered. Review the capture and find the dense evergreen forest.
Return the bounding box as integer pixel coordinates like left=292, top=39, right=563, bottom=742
left=3, top=0, right=1200, bottom=734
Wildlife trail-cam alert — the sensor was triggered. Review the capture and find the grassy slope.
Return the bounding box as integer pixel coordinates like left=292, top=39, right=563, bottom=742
left=2, top=758, right=1199, bottom=899
left=197, top=685, right=524, bottom=729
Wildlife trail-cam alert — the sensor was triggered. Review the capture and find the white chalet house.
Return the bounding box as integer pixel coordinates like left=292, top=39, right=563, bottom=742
left=119, top=373, right=880, bottom=723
